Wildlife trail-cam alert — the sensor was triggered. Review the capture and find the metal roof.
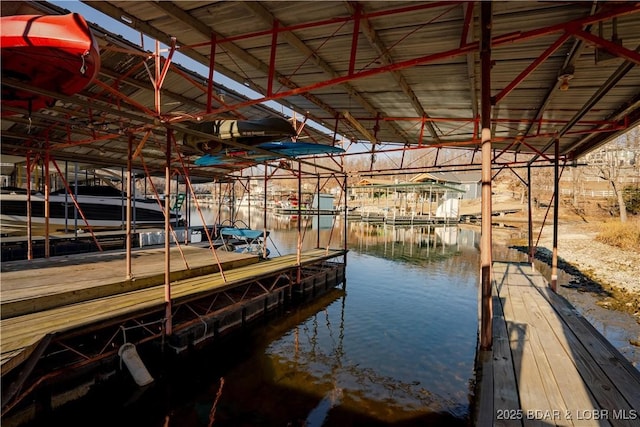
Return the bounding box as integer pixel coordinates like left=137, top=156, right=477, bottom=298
left=2, top=1, right=640, bottom=179
left=352, top=180, right=465, bottom=193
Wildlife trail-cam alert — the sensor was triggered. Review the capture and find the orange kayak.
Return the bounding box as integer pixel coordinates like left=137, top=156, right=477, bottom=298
left=1, top=13, right=100, bottom=115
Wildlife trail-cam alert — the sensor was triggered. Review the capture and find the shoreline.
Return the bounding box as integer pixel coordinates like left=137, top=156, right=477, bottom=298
left=528, top=220, right=640, bottom=317
left=495, top=217, right=640, bottom=368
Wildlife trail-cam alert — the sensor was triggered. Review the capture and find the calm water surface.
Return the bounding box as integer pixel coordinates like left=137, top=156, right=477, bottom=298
left=28, top=212, right=481, bottom=427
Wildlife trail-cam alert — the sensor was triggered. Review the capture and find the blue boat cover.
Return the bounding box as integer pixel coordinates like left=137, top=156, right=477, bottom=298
left=220, top=227, right=268, bottom=239
left=195, top=141, right=344, bottom=167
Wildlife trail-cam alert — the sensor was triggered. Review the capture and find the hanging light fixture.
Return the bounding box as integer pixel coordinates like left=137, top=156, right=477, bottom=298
left=558, top=67, right=575, bottom=91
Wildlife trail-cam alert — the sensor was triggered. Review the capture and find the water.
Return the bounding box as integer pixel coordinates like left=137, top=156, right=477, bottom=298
left=24, top=212, right=481, bottom=427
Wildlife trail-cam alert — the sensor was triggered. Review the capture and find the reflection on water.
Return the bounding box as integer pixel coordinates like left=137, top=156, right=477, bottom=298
left=27, top=210, right=480, bottom=427
left=188, top=211, right=481, bottom=425
left=203, top=211, right=478, bottom=425
left=260, top=223, right=479, bottom=425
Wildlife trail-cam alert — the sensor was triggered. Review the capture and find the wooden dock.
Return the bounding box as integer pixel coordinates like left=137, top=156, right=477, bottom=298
left=476, top=262, right=640, bottom=426
left=1, top=244, right=346, bottom=420
left=1, top=243, right=259, bottom=317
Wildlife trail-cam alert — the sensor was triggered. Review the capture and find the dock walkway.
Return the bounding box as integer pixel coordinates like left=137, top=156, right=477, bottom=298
left=476, top=262, right=640, bottom=426
left=1, top=247, right=345, bottom=376
left=1, top=243, right=258, bottom=311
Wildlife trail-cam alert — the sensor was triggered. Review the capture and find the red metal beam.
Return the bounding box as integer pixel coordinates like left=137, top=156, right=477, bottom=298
left=349, top=4, right=362, bottom=76
left=170, top=41, right=479, bottom=122
left=571, top=28, right=640, bottom=65
left=156, top=38, right=177, bottom=90
left=170, top=4, right=640, bottom=124
left=93, top=80, right=158, bottom=117
left=460, top=1, right=474, bottom=48
left=182, top=1, right=460, bottom=48
left=267, top=19, right=279, bottom=96
left=492, top=3, right=639, bottom=45
left=207, top=33, right=216, bottom=113
left=492, top=32, right=572, bottom=105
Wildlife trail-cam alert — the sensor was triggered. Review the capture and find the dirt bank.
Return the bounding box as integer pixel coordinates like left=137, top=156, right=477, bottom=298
left=510, top=220, right=640, bottom=321
left=490, top=214, right=640, bottom=367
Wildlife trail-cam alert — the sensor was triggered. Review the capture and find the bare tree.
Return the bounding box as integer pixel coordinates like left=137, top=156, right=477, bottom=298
left=599, top=149, right=628, bottom=222
left=584, top=126, right=640, bottom=222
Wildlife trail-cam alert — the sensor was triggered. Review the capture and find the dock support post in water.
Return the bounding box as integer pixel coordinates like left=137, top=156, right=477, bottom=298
left=551, top=137, right=560, bottom=292
left=126, top=133, right=133, bottom=280
left=527, top=163, right=534, bottom=267
left=479, top=0, right=493, bottom=351
left=164, top=128, right=173, bottom=335
left=296, top=161, right=302, bottom=283
left=44, top=140, right=50, bottom=258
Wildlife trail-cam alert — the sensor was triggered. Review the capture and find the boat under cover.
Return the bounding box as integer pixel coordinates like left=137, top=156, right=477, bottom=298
left=1, top=13, right=100, bottom=116
left=195, top=141, right=345, bottom=167
left=1, top=186, right=180, bottom=228
left=179, top=117, right=296, bottom=154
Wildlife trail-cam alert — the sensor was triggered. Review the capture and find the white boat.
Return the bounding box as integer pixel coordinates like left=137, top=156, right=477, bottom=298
left=1, top=185, right=181, bottom=229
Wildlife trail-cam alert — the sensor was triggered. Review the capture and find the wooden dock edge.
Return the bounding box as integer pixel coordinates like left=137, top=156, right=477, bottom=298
left=1, top=252, right=347, bottom=425
left=473, top=292, right=522, bottom=427
left=1, top=256, right=259, bottom=319
left=473, top=261, right=640, bottom=426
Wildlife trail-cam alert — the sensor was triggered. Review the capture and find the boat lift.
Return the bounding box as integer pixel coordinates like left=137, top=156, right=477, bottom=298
left=218, top=219, right=270, bottom=259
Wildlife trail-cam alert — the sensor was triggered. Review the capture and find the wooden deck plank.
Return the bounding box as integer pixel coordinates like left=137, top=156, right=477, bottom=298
left=535, top=284, right=640, bottom=411
left=498, top=263, right=615, bottom=427
left=1, top=247, right=340, bottom=318
left=527, top=288, right=636, bottom=426
left=1, top=244, right=257, bottom=298
left=492, top=292, right=523, bottom=427
left=476, top=350, right=499, bottom=427
left=508, top=276, right=589, bottom=427
left=1, top=249, right=345, bottom=375
left=481, top=262, right=640, bottom=427
left=0, top=252, right=329, bottom=355
left=499, top=271, right=553, bottom=427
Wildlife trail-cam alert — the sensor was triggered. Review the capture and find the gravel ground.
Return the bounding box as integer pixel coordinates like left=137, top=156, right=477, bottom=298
left=535, top=222, right=640, bottom=317
left=503, top=219, right=640, bottom=367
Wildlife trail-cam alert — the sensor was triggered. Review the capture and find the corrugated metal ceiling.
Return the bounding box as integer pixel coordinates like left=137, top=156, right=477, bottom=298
left=1, top=1, right=639, bottom=178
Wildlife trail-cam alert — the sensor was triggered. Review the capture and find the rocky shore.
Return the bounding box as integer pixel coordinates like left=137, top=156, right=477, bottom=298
left=530, top=221, right=640, bottom=320
left=496, top=218, right=640, bottom=366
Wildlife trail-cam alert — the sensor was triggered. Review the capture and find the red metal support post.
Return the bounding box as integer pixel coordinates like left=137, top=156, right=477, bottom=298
left=126, top=133, right=133, bottom=279
left=44, top=139, right=50, bottom=258
left=263, top=165, right=269, bottom=260
left=155, top=40, right=161, bottom=115
left=348, top=4, right=362, bottom=76
left=316, top=176, right=321, bottom=248
left=343, top=174, right=348, bottom=261
left=267, top=19, right=279, bottom=97
left=479, top=0, right=493, bottom=352
left=207, top=33, right=216, bottom=114
left=165, top=129, right=173, bottom=336
left=551, top=138, right=560, bottom=292
left=528, top=163, right=534, bottom=266
left=26, top=147, right=33, bottom=260
left=296, top=161, right=302, bottom=284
